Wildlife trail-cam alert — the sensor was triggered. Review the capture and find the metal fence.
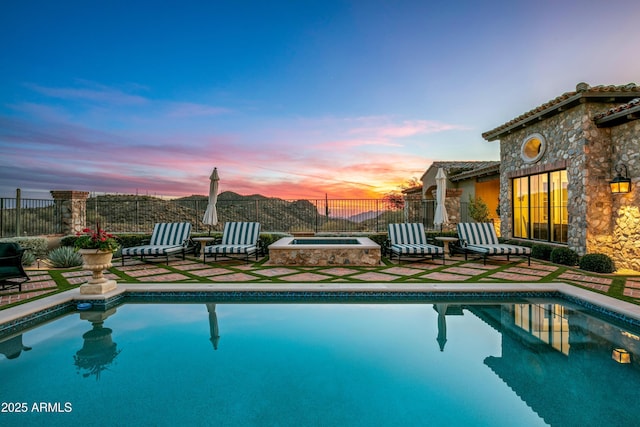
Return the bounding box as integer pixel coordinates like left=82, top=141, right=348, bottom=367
left=1, top=194, right=470, bottom=237
left=1, top=197, right=59, bottom=237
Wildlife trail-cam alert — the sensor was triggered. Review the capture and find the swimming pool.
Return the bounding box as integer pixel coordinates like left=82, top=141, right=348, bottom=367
left=2, top=299, right=639, bottom=426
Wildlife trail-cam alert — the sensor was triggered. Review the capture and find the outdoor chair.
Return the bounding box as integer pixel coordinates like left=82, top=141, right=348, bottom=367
left=121, top=222, right=192, bottom=265
left=456, top=222, right=531, bottom=265
left=387, top=223, right=445, bottom=264
left=203, top=222, right=262, bottom=263
left=0, top=242, right=30, bottom=292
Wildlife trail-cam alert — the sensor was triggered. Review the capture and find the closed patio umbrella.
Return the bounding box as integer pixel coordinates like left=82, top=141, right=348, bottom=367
left=206, top=303, right=220, bottom=350
left=435, top=303, right=448, bottom=352
left=203, top=167, right=219, bottom=234
left=433, top=168, right=449, bottom=230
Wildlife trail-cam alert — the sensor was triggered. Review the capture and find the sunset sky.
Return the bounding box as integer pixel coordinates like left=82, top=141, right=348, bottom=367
left=2, top=0, right=639, bottom=200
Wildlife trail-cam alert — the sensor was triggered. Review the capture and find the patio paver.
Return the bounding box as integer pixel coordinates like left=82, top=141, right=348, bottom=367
left=2, top=255, right=639, bottom=310
left=488, top=271, right=543, bottom=282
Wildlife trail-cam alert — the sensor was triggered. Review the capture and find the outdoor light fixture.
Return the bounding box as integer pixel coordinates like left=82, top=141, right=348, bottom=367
left=612, top=348, right=631, bottom=364
left=610, top=163, right=631, bottom=194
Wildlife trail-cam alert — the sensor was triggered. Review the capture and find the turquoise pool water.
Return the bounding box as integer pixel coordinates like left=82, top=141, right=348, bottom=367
left=291, top=238, right=360, bottom=244
left=1, top=301, right=639, bottom=426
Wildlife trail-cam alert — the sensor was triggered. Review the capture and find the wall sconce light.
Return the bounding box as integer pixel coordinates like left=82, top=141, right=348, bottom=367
left=610, top=164, right=631, bottom=194
left=612, top=348, right=631, bottom=364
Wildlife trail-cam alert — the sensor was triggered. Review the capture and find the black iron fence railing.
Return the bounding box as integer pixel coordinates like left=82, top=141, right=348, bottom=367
left=1, top=197, right=59, bottom=237
left=1, top=194, right=470, bottom=237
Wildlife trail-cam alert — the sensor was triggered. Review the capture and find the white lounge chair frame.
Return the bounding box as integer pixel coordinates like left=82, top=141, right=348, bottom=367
left=456, top=222, right=531, bottom=265
left=121, top=222, right=192, bottom=265
left=387, top=223, right=445, bottom=264
left=203, top=222, right=262, bottom=263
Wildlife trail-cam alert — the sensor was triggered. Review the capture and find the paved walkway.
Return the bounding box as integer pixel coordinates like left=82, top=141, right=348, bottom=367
left=2, top=254, right=639, bottom=309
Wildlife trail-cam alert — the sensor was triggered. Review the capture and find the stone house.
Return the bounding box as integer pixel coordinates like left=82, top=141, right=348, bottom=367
left=420, top=161, right=501, bottom=225
left=482, top=83, right=639, bottom=271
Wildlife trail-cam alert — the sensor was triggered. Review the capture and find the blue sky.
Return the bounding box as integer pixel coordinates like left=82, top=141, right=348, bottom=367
left=1, top=0, right=639, bottom=199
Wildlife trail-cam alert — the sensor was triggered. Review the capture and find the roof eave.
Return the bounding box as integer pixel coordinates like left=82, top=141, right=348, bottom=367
left=483, top=90, right=640, bottom=141
left=594, top=105, right=640, bottom=128
left=482, top=93, right=583, bottom=141
left=449, top=164, right=501, bottom=182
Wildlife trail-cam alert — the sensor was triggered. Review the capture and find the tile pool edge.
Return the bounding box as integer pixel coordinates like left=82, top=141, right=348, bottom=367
left=1, top=282, right=640, bottom=337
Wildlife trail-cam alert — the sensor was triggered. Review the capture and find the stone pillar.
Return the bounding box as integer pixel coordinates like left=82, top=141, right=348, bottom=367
left=445, top=188, right=463, bottom=230
left=50, top=190, right=90, bottom=235
left=431, top=188, right=463, bottom=231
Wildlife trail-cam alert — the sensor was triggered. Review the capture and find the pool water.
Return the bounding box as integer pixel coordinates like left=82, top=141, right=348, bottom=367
left=291, top=238, right=360, bottom=244
left=1, top=301, right=639, bottom=426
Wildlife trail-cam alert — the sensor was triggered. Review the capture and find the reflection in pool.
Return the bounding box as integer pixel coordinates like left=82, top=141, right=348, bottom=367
left=1, top=301, right=639, bottom=426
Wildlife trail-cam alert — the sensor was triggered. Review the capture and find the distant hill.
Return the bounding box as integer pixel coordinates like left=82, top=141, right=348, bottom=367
left=90, top=192, right=333, bottom=233
left=347, top=210, right=381, bottom=223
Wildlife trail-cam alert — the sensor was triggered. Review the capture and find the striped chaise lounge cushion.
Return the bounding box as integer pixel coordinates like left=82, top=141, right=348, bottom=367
left=204, top=222, right=261, bottom=259
left=457, top=222, right=530, bottom=257
left=122, top=222, right=192, bottom=258
left=387, top=223, right=444, bottom=259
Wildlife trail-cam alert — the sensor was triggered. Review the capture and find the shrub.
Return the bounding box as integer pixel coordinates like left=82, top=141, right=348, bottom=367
left=0, top=237, right=48, bottom=258
left=367, top=233, right=388, bottom=247
left=47, top=246, right=83, bottom=268
left=21, top=250, right=36, bottom=266
left=259, top=233, right=290, bottom=254
left=550, top=247, right=579, bottom=266
left=467, top=195, right=490, bottom=223
left=579, top=253, right=615, bottom=273
left=531, top=244, right=554, bottom=261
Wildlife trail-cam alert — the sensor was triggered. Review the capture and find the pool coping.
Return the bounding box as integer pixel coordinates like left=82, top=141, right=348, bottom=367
left=2, top=281, right=640, bottom=337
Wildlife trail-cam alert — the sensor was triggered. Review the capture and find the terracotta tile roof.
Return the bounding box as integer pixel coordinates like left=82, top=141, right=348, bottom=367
left=482, top=83, right=640, bottom=140
left=421, top=161, right=500, bottom=181
left=593, top=97, right=640, bottom=124
left=449, top=162, right=500, bottom=182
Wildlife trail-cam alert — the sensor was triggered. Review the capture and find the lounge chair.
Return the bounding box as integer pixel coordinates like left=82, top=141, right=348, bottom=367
left=387, top=223, right=445, bottom=264
left=203, top=222, right=261, bottom=263
left=121, top=222, right=192, bottom=265
left=456, top=222, right=531, bottom=265
left=0, top=242, right=30, bottom=292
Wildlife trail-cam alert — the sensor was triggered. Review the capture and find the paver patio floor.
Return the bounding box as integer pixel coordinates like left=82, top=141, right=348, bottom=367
left=1, top=254, right=639, bottom=308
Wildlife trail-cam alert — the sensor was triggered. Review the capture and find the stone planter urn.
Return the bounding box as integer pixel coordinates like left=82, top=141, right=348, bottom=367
left=78, top=249, right=117, bottom=294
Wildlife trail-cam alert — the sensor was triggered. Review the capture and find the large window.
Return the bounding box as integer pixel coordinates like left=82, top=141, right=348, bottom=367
left=512, top=170, right=568, bottom=243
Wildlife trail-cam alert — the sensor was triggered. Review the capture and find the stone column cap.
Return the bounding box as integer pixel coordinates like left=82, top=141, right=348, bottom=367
left=50, top=190, right=90, bottom=199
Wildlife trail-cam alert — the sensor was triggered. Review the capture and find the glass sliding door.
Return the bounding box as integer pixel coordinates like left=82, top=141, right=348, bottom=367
left=511, top=170, right=568, bottom=243
left=512, top=177, right=529, bottom=238
left=549, top=170, right=568, bottom=243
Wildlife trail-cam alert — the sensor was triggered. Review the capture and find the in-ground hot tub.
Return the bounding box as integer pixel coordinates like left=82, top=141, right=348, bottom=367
left=268, top=237, right=381, bottom=266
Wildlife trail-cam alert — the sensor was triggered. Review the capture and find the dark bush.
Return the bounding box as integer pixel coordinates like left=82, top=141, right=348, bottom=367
left=550, top=247, right=579, bottom=266
left=579, top=253, right=615, bottom=273
left=503, top=239, right=534, bottom=248
left=367, top=233, right=389, bottom=247
left=259, top=233, right=290, bottom=254
left=531, top=244, right=554, bottom=261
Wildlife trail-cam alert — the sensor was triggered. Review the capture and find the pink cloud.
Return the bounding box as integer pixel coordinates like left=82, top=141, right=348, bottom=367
left=1, top=87, right=446, bottom=200
left=348, top=119, right=470, bottom=138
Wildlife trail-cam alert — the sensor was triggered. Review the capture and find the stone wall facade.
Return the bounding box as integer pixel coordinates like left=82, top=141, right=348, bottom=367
left=498, top=103, right=639, bottom=271
left=609, top=120, right=640, bottom=271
